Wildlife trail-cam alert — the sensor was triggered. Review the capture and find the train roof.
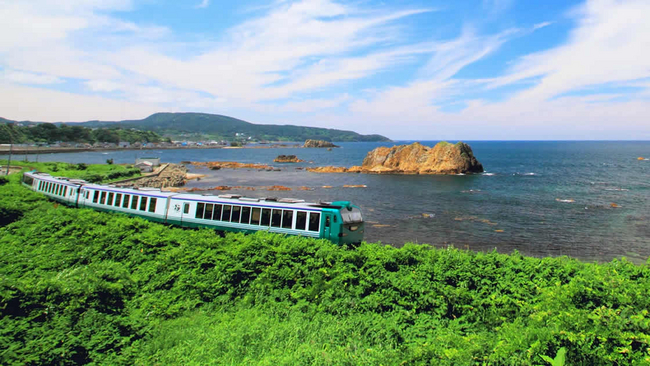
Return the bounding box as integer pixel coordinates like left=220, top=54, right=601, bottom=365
left=27, top=172, right=88, bottom=186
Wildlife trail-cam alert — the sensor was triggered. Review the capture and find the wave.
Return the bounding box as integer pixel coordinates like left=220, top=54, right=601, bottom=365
left=604, top=188, right=629, bottom=191
left=482, top=172, right=495, bottom=176
left=556, top=198, right=575, bottom=203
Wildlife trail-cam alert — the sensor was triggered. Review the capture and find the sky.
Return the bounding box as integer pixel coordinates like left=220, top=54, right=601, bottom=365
left=0, top=0, right=649, bottom=140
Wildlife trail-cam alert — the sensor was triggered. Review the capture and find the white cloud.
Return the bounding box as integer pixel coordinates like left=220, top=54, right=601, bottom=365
left=2, top=69, right=63, bottom=85
left=280, top=94, right=349, bottom=113
left=195, top=0, right=209, bottom=9
left=0, top=82, right=157, bottom=122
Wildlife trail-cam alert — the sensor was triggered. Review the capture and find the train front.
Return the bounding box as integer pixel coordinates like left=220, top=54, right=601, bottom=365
left=338, top=203, right=365, bottom=244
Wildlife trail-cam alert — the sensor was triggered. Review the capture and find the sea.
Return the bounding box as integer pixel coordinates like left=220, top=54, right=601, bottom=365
left=4, top=141, right=650, bottom=263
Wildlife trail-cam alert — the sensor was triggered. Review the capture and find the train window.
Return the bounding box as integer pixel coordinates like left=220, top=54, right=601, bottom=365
left=213, top=204, right=222, bottom=220
left=107, top=192, right=114, bottom=205
left=100, top=192, right=107, bottom=204
left=131, top=196, right=139, bottom=210
left=271, top=209, right=282, bottom=228
left=149, top=198, right=157, bottom=213
left=333, top=216, right=337, bottom=223
left=115, top=194, right=122, bottom=207
left=296, top=211, right=307, bottom=230
left=64, top=187, right=69, bottom=197
left=93, top=191, right=99, bottom=203
left=38, top=181, right=42, bottom=190
left=195, top=202, right=205, bottom=218
left=251, top=208, right=261, bottom=225
left=85, top=191, right=89, bottom=199
left=139, top=197, right=148, bottom=211
left=204, top=204, right=214, bottom=220
left=222, top=205, right=232, bottom=222
left=261, top=208, right=271, bottom=226
left=123, top=194, right=130, bottom=208
left=325, top=217, right=331, bottom=228
left=241, top=206, right=251, bottom=224
left=282, top=210, right=293, bottom=229
left=232, top=206, right=241, bottom=223
left=55, top=184, right=60, bottom=195
left=308, top=212, right=320, bottom=232
left=183, top=203, right=190, bottom=214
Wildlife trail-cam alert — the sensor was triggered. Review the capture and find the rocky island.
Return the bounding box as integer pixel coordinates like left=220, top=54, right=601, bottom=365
left=273, top=155, right=304, bottom=163
left=303, top=139, right=339, bottom=148
left=307, top=141, right=483, bottom=174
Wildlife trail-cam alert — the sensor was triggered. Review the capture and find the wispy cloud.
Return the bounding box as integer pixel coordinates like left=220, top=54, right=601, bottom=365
left=0, top=0, right=649, bottom=139
left=195, top=0, right=209, bottom=9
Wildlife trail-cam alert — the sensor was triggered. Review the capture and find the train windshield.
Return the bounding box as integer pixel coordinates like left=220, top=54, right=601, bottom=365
left=340, top=207, right=363, bottom=224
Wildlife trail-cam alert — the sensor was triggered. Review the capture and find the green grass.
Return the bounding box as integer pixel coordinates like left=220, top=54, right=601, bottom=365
left=1, top=160, right=141, bottom=183
left=1, top=173, right=649, bottom=365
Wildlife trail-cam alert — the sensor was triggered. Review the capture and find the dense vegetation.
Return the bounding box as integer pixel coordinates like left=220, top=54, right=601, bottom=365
left=0, top=121, right=166, bottom=144
left=2, top=112, right=391, bottom=142
left=1, top=172, right=649, bottom=365
left=0, top=160, right=140, bottom=183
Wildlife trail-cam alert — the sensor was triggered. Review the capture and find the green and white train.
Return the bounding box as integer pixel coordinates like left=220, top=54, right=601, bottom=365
left=21, top=171, right=365, bottom=244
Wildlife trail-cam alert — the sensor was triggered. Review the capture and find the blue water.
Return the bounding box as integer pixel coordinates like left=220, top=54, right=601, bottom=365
left=4, top=141, right=650, bottom=262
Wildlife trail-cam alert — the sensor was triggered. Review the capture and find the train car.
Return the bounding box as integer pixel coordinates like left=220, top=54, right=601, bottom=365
left=21, top=171, right=365, bottom=244
left=21, top=172, right=85, bottom=206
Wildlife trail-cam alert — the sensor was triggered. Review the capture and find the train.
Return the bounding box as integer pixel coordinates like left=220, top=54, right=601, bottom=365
left=20, top=171, right=365, bottom=245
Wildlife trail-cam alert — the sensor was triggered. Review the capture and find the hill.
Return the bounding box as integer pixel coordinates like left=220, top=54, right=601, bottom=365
left=2, top=113, right=391, bottom=142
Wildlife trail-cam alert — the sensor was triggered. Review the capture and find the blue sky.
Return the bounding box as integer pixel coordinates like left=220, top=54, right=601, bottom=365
left=0, top=0, right=649, bottom=140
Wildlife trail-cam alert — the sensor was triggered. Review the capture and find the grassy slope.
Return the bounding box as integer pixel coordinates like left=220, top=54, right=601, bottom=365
left=1, top=174, right=649, bottom=365
left=0, top=160, right=141, bottom=183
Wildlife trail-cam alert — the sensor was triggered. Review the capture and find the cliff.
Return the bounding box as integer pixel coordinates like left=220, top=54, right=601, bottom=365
left=307, top=142, right=483, bottom=174
left=303, top=139, right=339, bottom=148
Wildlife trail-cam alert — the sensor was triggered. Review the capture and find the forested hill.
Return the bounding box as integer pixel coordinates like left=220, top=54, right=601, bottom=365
left=2, top=113, right=391, bottom=142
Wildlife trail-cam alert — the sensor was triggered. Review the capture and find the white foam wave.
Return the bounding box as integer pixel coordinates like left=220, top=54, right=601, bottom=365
left=482, top=172, right=495, bottom=176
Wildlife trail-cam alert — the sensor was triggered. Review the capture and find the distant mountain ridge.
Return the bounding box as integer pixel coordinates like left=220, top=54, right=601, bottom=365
left=1, top=113, right=391, bottom=142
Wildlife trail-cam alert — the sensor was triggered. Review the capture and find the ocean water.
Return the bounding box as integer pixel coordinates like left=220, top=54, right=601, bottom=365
left=5, top=141, right=650, bottom=262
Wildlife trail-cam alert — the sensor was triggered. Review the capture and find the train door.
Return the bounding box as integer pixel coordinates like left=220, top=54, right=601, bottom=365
left=322, top=212, right=332, bottom=241
left=180, top=202, right=190, bottom=225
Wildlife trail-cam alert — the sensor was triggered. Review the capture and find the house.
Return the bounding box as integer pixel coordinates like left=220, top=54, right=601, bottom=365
left=135, top=157, right=161, bottom=167
left=135, top=161, right=154, bottom=173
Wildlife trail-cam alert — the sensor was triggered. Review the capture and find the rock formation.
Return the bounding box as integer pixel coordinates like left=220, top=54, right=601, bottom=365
left=308, top=142, right=483, bottom=174
left=303, top=139, right=339, bottom=148
left=357, top=142, right=483, bottom=174
left=306, top=166, right=349, bottom=173
left=273, top=155, right=304, bottom=163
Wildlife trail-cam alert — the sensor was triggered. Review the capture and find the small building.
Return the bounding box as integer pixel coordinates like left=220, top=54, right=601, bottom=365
left=135, top=161, right=154, bottom=173
left=119, top=141, right=131, bottom=148
left=135, top=157, right=160, bottom=167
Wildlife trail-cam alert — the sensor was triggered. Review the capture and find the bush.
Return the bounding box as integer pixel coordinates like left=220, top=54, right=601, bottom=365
left=1, top=180, right=649, bottom=365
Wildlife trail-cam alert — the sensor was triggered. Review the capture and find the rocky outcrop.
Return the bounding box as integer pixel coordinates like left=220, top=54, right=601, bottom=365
left=189, top=161, right=274, bottom=170
left=308, top=142, right=483, bottom=174
left=303, top=139, right=339, bottom=148
left=306, top=166, right=349, bottom=173
left=358, top=142, right=483, bottom=174
left=273, top=155, right=304, bottom=163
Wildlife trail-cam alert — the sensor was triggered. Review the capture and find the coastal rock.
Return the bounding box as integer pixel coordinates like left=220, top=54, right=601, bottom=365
left=306, top=166, right=349, bottom=173
left=359, top=142, right=483, bottom=174
left=274, top=155, right=304, bottom=163
left=190, top=161, right=273, bottom=170
left=303, top=139, right=339, bottom=148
